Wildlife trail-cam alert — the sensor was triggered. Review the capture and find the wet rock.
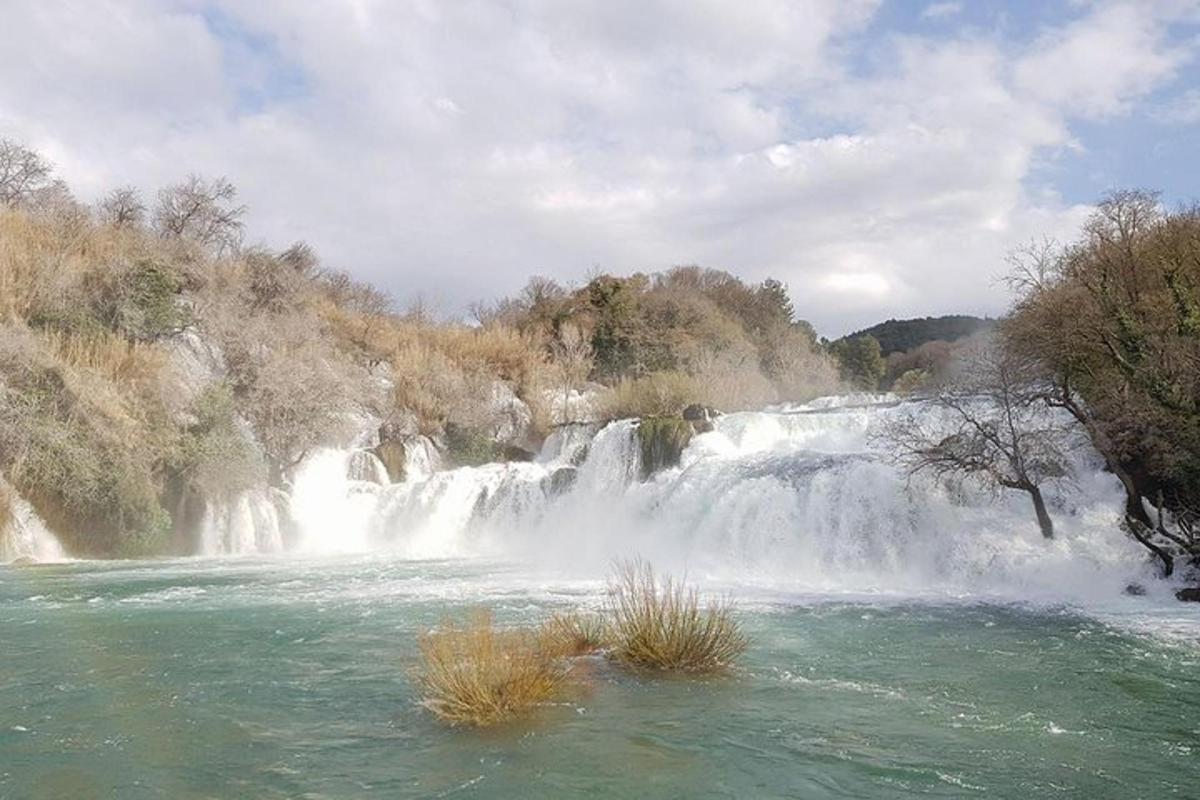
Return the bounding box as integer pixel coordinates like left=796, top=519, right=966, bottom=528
left=1175, top=586, right=1200, bottom=602
left=682, top=403, right=718, bottom=422
left=373, top=439, right=407, bottom=483
left=548, top=466, right=578, bottom=496
left=347, top=450, right=389, bottom=484
left=682, top=404, right=719, bottom=433
left=1123, top=583, right=1146, bottom=596
left=500, top=444, right=536, bottom=463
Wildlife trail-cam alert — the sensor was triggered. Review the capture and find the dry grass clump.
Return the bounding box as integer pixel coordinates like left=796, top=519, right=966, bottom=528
left=40, top=328, right=164, bottom=388
left=602, top=371, right=699, bottom=420
left=606, top=559, right=748, bottom=673
left=540, top=611, right=610, bottom=657
left=414, top=610, right=569, bottom=727
left=414, top=565, right=749, bottom=728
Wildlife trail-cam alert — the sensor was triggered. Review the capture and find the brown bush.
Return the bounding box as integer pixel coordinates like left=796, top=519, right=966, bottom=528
left=414, top=610, right=569, bottom=727
left=601, top=371, right=700, bottom=419
left=540, top=611, right=610, bottom=657
left=606, top=559, right=748, bottom=673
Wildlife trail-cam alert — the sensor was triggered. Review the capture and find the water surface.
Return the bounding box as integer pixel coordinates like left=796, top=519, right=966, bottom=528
left=2, top=556, right=1198, bottom=799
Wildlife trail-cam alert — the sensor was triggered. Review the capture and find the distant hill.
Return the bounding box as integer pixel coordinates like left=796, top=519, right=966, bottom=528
left=840, top=315, right=994, bottom=356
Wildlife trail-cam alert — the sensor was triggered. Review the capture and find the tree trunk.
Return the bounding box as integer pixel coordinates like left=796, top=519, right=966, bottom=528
left=1028, top=485, right=1054, bottom=539
left=1125, top=516, right=1175, bottom=577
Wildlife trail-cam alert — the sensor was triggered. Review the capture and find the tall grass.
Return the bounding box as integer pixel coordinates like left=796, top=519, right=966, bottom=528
left=40, top=329, right=164, bottom=388
left=602, top=371, right=699, bottom=420
left=606, top=559, right=748, bottom=673
left=414, top=610, right=568, bottom=727
left=540, top=611, right=610, bottom=657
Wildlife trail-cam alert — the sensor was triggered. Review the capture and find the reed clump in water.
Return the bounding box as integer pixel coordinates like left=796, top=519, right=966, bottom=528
left=540, top=611, right=610, bottom=657
left=414, top=610, right=569, bottom=727
left=606, top=558, right=748, bottom=673
left=414, top=564, right=748, bottom=727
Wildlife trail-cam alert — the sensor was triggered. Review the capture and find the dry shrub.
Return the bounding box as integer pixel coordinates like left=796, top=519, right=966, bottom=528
left=414, top=610, right=569, bottom=727
left=0, top=324, right=172, bottom=556
left=540, top=611, right=610, bottom=657
left=40, top=328, right=164, bottom=388
left=0, top=208, right=166, bottom=326
left=690, top=347, right=776, bottom=411
left=0, top=480, right=12, bottom=536
left=606, top=559, right=748, bottom=673
left=601, top=371, right=699, bottom=420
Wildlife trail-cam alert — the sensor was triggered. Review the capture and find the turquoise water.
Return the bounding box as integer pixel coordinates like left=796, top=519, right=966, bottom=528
left=2, top=557, right=1199, bottom=799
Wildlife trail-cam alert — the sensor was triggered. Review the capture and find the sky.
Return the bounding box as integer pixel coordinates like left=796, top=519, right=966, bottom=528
left=1, top=1, right=1198, bottom=336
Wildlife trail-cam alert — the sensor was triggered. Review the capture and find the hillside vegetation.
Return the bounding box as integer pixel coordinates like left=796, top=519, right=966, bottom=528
left=842, top=315, right=993, bottom=356
left=0, top=139, right=838, bottom=557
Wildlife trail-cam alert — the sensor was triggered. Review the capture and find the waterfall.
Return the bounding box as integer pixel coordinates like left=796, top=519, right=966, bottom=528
left=0, top=482, right=67, bottom=564
left=210, top=396, right=1152, bottom=598
left=197, top=490, right=285, bottom=555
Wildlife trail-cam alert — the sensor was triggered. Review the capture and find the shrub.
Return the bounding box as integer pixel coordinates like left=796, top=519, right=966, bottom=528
left=174, top=382, right=265, bottom=498
left=111, top=260, right=189, bottom=340
left=0, top=480, right=12, bottom=537
left=414, top=610, right=568, bottom=727
left=40, top=328, right=164, bottom=388
left=637, top=416, right=694, bottom=479
left=540, top=611, right=609, bottom=657
left=444, top=422, right=503, bottom=467
left=0, top=325, right=173, bottom=556
left=602, top=371, right=699, bottom=420
left=606, top=559, right=748, bottom=673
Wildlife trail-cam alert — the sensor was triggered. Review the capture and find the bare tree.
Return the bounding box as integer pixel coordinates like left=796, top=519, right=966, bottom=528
left=0, top=140, right=52, bottom=208
left=154, top=175, right=246, bottom=254
left=97, top=186, right=145, bottom=227
left=550, top=322, right=593, bottom=422
left=882, top=340, right=1075, bottom=539
left=278, top=241, right=319, bottom=276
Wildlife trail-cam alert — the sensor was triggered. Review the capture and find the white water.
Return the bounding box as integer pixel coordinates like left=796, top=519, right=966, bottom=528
left=232, top=395, right=1162, bottom=604
left=0, top=482, right=66, bottom=564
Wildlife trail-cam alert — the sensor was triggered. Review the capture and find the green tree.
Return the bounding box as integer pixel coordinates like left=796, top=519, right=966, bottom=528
left=832, top=335, right=885, bottom=390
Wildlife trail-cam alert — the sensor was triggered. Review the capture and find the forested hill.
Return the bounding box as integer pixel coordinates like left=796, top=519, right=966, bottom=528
left=842, top=315, right=993, bottom=355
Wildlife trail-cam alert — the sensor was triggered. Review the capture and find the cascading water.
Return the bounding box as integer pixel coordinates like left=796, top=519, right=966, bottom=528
left=197, top=490, right=285, bottom=555
left=276, top=395, right=1151, bottom=600
left=0, top=483, right=66, bottom=563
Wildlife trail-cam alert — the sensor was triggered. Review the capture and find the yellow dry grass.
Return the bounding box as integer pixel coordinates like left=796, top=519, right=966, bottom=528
left=540, top=611, right=610, bottom=657
left=601, top=371, right=700, bottom=420
left=0, top=209, right=152, bottom=324
left=414, top=610, right=569, bottom=727
left=606, top=559, right=748, bottom=673
left=40, top=329, right=165, bottom=388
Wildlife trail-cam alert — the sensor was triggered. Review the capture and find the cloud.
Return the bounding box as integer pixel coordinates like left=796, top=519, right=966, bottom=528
left=0, top=0, right=1195, bottom=334
left=1013, top=1, right=1193, bottom=119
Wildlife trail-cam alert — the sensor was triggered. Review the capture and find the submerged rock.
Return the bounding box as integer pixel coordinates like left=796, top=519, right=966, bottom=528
left=1123, top=583, right=1147, bottom=596
left=1175, top=587, right=1200, bottom=602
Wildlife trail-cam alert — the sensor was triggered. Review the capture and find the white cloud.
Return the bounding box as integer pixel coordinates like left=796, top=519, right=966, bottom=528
left=1014, top=1, right=1192, bottom=119
left=0, top=0, right=1194, bottom=334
